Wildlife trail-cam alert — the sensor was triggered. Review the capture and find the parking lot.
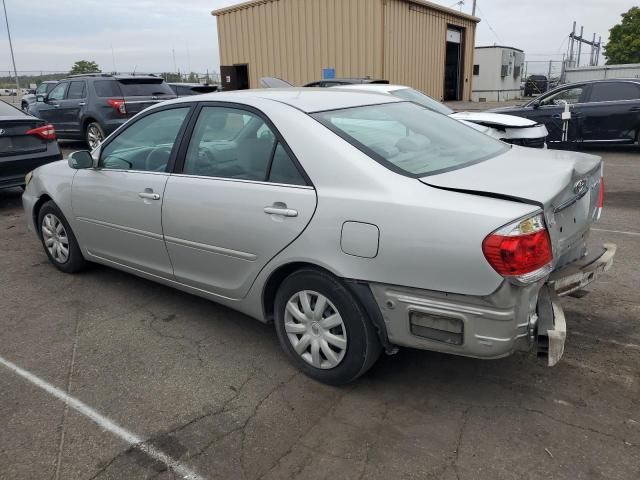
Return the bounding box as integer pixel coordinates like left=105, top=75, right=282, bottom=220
left=1, top=142, right=639, bottom=479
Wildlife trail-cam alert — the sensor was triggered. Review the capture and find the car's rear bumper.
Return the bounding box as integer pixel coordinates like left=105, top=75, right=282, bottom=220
left=367, top=243, right=616, bottom=362
left=0, top=148, right=62, bottom=190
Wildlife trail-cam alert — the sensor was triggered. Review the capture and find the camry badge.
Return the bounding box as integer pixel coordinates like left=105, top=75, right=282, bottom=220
left=573, top=179, right=588, bottom=196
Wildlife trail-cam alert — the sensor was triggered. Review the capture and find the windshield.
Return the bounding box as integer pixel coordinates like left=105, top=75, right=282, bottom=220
left=312, top=102, right=508, bottom=177
left=391, top=88, right=454, bottom=115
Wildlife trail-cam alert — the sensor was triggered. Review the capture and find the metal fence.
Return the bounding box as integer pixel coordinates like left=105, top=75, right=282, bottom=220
left=0, top=71, right=221, bottom=91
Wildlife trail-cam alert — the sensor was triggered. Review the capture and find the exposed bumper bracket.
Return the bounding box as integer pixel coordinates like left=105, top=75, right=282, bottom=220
left=536, top=287, right=566, bottom=367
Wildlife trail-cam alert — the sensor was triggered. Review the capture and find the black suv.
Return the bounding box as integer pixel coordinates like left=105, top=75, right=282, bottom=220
left=28, top=74, right=176, bottom=149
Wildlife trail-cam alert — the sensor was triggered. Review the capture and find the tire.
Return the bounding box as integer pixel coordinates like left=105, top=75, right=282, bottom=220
left=85, top=122, right=105, bottom=150
left=37, top=201, right=86, bottom=273
left=274, top=268, right=382, bottom=385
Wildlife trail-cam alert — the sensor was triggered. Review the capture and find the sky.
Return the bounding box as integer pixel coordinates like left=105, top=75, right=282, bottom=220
left=0, top=0, right=637, bottom=75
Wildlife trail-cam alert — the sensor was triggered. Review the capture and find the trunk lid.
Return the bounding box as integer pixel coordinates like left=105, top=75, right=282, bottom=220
left=0, top=117, right=47, bottom=158
left=421, top=146, right=603, bottom=267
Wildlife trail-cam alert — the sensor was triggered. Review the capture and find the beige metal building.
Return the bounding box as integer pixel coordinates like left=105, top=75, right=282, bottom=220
left=212, top=0, right=479, bottom=101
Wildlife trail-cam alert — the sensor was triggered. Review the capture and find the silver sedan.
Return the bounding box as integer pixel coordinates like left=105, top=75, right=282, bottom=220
left=23, top=89, right=616, bottom=384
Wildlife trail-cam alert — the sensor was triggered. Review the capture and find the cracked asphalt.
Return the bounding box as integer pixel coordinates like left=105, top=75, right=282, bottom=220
left=1, top=147, right=639, bottom=480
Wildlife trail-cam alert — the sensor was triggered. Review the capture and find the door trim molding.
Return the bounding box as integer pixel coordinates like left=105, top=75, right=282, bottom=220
left=76, top=217, right=163, bottom=240
left=164, top=235, right=257, bottom=261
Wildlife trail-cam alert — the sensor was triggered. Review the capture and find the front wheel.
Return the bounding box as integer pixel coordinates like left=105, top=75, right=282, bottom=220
left=274, top=269, right=381, bottom=385
left=38, top=201, right=86, bottom=273
left=85, top=122, right=105, bottom=150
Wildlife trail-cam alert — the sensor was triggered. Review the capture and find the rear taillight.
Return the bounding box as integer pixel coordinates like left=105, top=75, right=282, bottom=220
left=26, top=124, right=56, bottom=141
left=596, top=177, right=604, bottom=220
left=107, top=98, right=127, bottom=115
left=482, top=213, right=553, bottom=284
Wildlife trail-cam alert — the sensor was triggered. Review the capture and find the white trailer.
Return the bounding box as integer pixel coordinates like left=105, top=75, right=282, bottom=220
left=564, top=64, right=640, bottom=83
left=471, top=46, right=525, bottom=102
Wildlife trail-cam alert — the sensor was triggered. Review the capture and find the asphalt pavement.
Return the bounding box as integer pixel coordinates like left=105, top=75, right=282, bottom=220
left=1, top=139, right=639, bottom=478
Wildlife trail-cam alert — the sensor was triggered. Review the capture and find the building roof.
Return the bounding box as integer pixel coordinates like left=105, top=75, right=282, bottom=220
left=475, top=45, right=524, bottom=53
left=212, top=0, right=480, bottom=22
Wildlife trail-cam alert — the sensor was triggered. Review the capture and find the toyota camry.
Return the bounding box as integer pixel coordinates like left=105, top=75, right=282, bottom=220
left=22, top=89, right=615, bottom=384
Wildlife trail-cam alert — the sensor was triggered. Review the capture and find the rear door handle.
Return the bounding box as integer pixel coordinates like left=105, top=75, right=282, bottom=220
left=264, top=206, right=298, bottom=217
left=139, top=192, right=160, bottom=200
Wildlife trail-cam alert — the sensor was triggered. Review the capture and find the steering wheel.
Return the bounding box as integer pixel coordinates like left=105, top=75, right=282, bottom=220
left=190, top=147, right=219, bottom=176
left=144, top=146, right=172, bottom=172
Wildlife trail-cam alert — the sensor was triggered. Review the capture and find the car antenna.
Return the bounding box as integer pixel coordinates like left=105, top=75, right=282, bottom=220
left=132, top=65, right=137, bottom=76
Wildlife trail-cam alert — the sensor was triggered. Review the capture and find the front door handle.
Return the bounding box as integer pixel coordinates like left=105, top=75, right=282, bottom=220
left=78, top=102, right=86, bottom=106
left=264, top=206, right=298, bottom=217
left=139, top=192, right=160, bottom=200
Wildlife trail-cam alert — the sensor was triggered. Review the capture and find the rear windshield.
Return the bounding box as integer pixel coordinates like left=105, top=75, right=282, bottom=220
left=312, top=102, right=508, bottom=177
left=391, top=88, right=454, bottom=116
left=117, top=79, right=174, bottom=97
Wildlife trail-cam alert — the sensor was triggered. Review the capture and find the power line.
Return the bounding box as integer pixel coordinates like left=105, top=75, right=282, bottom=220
left=475, top=3, right=502, bottom=44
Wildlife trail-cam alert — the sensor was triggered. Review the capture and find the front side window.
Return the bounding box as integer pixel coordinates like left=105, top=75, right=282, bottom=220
left=48, top=83, right=68, bottom=101
left=183, top=106, right=305, bottom=184
left=100, top=107, right=190, bottom=171
left=313, top=102, right=508, bottom=177
left=589, top=82, right=640, bottom=102
left=391, top=88, right=453, bottom=115
left=35, top=83, right=51, bottom=95
left=540, top=87, right=584, bottom=106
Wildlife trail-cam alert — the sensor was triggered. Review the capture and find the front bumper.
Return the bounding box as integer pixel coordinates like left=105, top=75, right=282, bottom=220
left=369, top=243, right=616, bottom=363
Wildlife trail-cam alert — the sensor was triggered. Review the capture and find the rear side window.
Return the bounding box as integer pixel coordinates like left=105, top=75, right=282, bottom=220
left=94, top=80, right=121, bottom=97
left=67, top=81, right=86, bottom=99
left=589, top=82, right=640, bottom=102
left=183, top=106, right=306, bottom=185
left=117, top=80, right=174, bottom=97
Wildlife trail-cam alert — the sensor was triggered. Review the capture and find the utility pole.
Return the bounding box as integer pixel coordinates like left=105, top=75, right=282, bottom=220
left=2, top=0, right=20, bottom=92
left=110, top=43, right=117, bottom=73
left=576, top=25, right=584, bottom=67
left=568, top=21, right=576, bottom=68
left=472, top=0, right=476, bottom=16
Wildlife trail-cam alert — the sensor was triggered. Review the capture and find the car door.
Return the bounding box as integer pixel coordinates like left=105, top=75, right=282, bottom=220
left=526, top=85, right=586, bottom=143
left=56, top=80, right=86, bottom=136
left=71, top=105, right=193, bottom=277
left=579, top=81, right=640, bottom=143
left=162, top=104, right=317, bottom=299
left=37, top=82, right=68, bottom=131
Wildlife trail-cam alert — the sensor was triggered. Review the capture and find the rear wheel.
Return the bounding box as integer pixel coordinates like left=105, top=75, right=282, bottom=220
left=274, top=269, right=381, bottom=385
left=85, top=122, right=105, bottom=150
left=38, top=201, right=86, bottom=273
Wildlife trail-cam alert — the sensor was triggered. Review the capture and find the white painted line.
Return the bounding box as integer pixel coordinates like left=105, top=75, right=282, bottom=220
left=592, top=228, right=640, bottom=237
left=0, top=355, right=205, bottom=480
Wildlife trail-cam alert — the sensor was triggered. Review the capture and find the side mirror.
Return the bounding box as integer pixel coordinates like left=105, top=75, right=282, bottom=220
left=68, top=150, right=94, bottom=169
left=532, top=100, right=540, bottom=109
left=36, top=95, right=45, bottom=102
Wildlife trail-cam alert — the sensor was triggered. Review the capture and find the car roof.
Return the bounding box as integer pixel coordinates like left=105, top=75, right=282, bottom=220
left=333, top=84, right=407, bottom=94
left=164, top=88, right=401, bottom=113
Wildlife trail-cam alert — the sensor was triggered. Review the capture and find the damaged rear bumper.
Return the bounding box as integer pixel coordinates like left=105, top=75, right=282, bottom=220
left=367, top=243, right=616, bottom=365
left=535, top=243, right=616, bottom=366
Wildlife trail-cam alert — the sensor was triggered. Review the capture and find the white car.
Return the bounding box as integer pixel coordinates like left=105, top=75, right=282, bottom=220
left=336, top=84, right=549, bottom=148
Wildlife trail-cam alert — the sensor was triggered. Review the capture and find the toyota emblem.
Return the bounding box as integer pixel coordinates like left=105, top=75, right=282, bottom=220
left=573, top=179, right=588, bottom=195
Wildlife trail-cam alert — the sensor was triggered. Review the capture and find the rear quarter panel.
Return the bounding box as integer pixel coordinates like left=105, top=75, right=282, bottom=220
left=240, top=100, right=539, bottom=306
